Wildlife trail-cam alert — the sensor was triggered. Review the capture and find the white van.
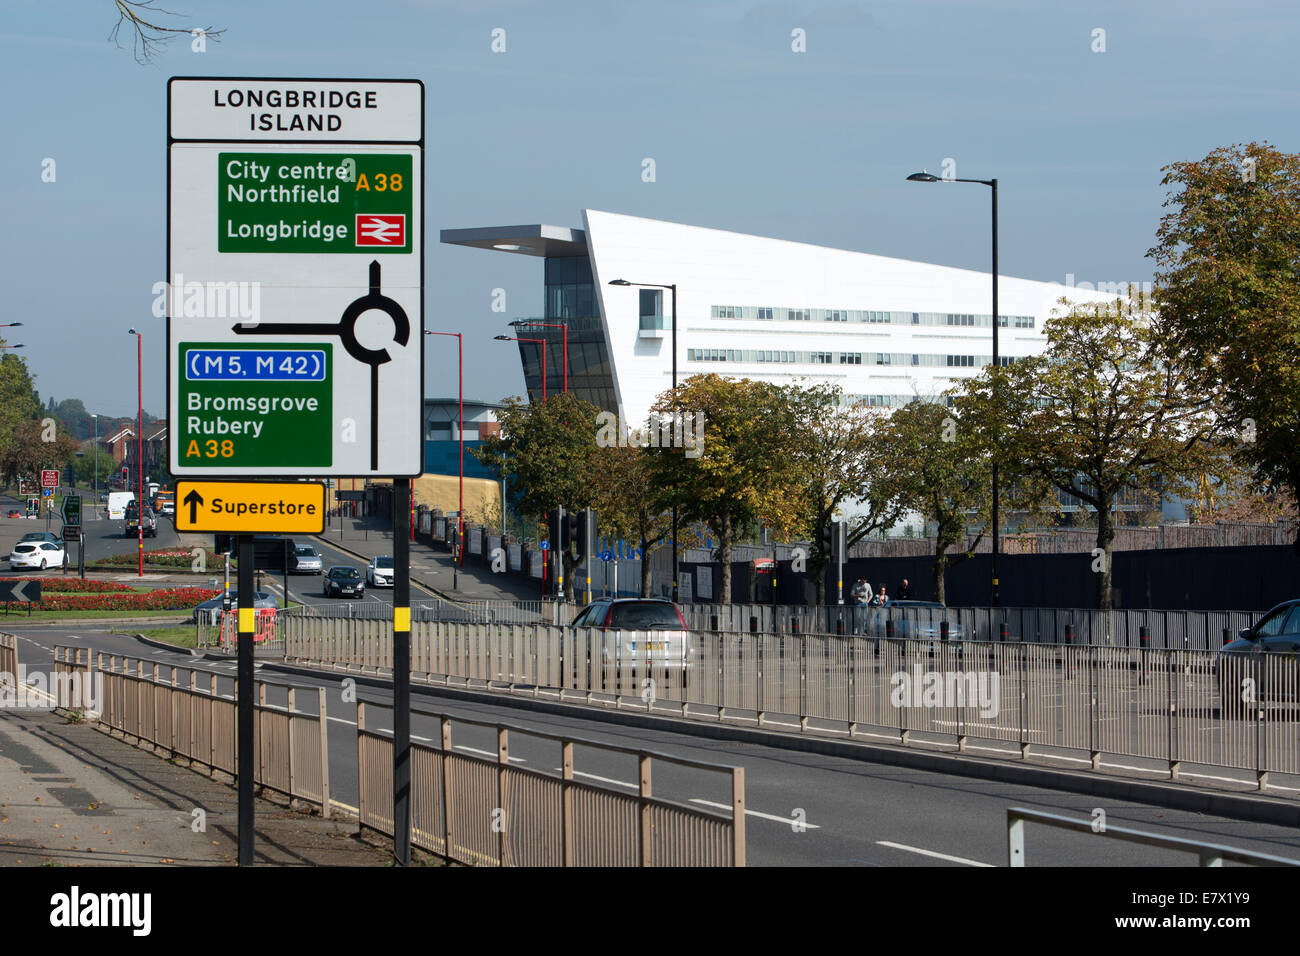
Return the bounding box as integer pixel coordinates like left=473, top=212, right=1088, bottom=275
left=107, top=491, right=135, bottom=520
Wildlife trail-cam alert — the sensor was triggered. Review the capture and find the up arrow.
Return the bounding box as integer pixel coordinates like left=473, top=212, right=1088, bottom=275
left=184, top=489, right=205, bottom=524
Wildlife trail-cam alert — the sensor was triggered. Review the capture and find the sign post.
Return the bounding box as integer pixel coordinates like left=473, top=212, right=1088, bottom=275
left=168, top=77, right=425, bottom=866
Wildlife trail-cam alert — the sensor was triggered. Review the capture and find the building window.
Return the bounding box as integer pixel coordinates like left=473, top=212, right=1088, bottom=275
left=946, top=355, right=975, bottom=368
left=812, top=352, right=832, bottom=364
left=757, top=307, right=773, bottom=319
left=840, top=353, right=862, bottom=365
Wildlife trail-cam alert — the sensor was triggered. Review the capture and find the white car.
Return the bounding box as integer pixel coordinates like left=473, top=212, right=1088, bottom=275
left=10, top=540, right=68, bottom=570
left=366, top=555, right=394, bottom=587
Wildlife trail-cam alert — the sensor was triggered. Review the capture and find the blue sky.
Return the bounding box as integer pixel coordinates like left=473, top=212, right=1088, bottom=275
left=2, top=0, right=1297, bottom=419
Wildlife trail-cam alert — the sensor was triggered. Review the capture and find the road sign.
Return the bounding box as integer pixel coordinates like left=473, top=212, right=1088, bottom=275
left=61, top=495, right=81, bottom=526
left=62, top=525, right=81, bottom=542
left=41, top=469, right=59, bottom=488
left=42, top=488, right=54, bottom=498
left=167, top=77, right=425, bottom=478
left=0, top=579, right=40, bottom=603
left=335, top=490, right=365, bottom=501
left=175, top=480, right=326, bottom=533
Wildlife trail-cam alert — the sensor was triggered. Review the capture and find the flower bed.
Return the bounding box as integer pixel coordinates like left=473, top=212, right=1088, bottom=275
left=34, top=587, right=220, bottom=612
left=0, top=577, right=132, bottom=594
left=101, top=549, right=226, bottom=568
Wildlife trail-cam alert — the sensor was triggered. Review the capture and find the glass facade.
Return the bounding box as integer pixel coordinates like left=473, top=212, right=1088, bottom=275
left=512, top=256, right=617, bottom=412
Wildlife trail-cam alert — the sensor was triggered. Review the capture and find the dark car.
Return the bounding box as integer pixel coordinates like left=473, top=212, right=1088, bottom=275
left=323, top=565, right=365, bottom=598
left=124, top=502, right=158, bottom=538
left=1216, top=599, right=1300, bottom=716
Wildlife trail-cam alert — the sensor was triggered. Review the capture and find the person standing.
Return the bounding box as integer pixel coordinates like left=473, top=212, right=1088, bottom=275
left=897, top=578, right=912, bottom=600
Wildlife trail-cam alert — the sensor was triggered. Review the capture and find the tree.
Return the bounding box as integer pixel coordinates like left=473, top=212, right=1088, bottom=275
left=588, top=445, right=672, bottom=597
left=473, top=392, right=603, bottom=601
left=957, top=295, right=1226, bottom=609
left=1149, top=142, right=1300, bottom=551
left=872, top=401, right=995, bottom=605
left=646, top=375, right=806, bottom=604
left=110, top=1, right=224, bottom=63
left=783, top=384, right=905, bottom=603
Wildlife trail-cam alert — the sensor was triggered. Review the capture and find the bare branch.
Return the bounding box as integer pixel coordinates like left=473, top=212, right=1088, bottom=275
left=109, top=0, right=225, bottom=64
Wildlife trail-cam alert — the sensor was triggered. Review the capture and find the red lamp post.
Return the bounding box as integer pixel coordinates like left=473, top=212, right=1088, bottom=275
left=128, top=328, right=143, bottom=577
left=516, top=321, right=568, bottom=392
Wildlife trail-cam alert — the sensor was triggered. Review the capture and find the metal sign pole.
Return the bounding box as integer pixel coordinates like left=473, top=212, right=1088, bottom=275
left=237, top=533, right=255, bottom=865
left=392, top=477, right=411, bottom=865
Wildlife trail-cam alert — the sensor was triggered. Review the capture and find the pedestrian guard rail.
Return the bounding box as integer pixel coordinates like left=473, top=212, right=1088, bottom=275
left=283, top=618, right=1300, bottom=795
left=0, top=632, right=16, bottom=679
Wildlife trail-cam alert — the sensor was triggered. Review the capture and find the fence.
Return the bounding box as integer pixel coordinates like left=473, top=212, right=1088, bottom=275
left=356, top=700, right=744, bottom=866
left=0, top=632, right=16, bottom=679
left=679, top=604, right=1259, bottom=650
left=56, top=646, right=332, bottom=815
left=284, top=619, right=1300, bottom=795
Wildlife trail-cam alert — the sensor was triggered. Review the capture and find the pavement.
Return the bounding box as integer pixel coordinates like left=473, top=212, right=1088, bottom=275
left=0, top=706, right=394, bottom=867
left=313, top=511, right=545, bottom=604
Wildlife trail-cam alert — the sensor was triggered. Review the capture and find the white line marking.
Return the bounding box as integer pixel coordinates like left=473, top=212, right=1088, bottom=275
left=876, top=841, right=993, bottom=867
left=555, top=769, right=637, bottom=789
left=690, top=799, right=821, bottom=828
left=454, top=744, right=525, bottom=763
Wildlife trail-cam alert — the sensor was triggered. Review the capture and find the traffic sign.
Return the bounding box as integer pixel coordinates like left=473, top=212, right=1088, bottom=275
left=174, top=480, right=326, bottom=533
left=62, top=525, right=81, bottom=542
left=42, top=488, right=54, bottom=498
left=0, top=579, right=40, bottom=603
left=41, top=469, right=59, bottom=488
left=61, top=495, right=81, bottom=526
left=167, top=77, right=425, bottom=478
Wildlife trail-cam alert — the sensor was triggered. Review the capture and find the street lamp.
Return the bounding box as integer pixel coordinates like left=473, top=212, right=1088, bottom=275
left=512, top=320, right=568, bottom=392
left=906, top=169, right=1001, bottom=606
left=494, top=335, right=547, bottom=402
left=91, top=413, right=98, bottom=516
left=128, top=328, right=143, bottom=578
left=425, top=330, right=464, bottom=590
left=608, top=278, right=680, bottom=603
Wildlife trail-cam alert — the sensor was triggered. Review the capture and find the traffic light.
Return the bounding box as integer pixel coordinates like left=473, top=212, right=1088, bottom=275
left=573, top=508, right=596, bottom=565
left=547, top=508, right=564, bottom=551
left=215, top=534, right=234, bottom=554
left=819, top=522, right=837, bottom=559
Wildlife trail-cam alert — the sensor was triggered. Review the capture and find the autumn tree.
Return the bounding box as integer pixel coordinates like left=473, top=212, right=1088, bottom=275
left=646, top=375, right=806, bottom=604
left=957, top=295, right=1226, bottom=609
left=473, top=392, right=603, bottom=601
left=784, top=384, right=905, bottom=603
left=1150, top=142, right=1300, bottom=550
left=587, top=445, right=672, bottom=597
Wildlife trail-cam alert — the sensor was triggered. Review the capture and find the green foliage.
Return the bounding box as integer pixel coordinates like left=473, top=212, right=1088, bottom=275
left=1150, top=142, right=1300, bottom=548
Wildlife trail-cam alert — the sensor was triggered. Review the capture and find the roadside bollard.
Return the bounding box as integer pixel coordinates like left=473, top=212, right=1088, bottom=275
left=1222, top=627, right=1231, bottom=646
left=791, top=617, right=800, bottom=635
left=749, top=616, right=759, bottom=634
left=940, top=620, right=949, bottom=642
left=1139, top=625, right=1150, bottom=647
left=886, top=619, right=895, bottom=639
left=710, top=614, right=719, bottom=632
left=1064, top=623, right=1075, bottom=644
left=999, top=622, right=1009, bottom=642
left=836, top=616, right=845, bottom=636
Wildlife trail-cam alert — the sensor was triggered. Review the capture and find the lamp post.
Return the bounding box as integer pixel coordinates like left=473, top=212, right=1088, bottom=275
left=128, top=329, right=143, bottom=577
left=92, top=413, right=98, bottom=517
left=494, top=336, right=547, bottom=402
left=513, top=320, right=568, bottom=392
left=608, top=278, right=679, bottom=603
left=425, top=330, right=463, bottom=589
left=905, top=170, right=1000, bottom=606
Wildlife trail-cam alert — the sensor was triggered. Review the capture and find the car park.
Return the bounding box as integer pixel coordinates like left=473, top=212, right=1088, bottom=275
left=367, top=555, right=394, bottom=587
left=10, top=540, right=68, bottom=570
left=292, top=545, right=323, bottom=574
left=323, top=565, right=365, bottom=598
left=567, top=598, right=694, bottom=688
left=1216, top=599, right=1300, bottom=716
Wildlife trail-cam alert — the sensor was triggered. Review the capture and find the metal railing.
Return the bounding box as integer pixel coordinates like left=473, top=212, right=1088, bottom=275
left=679, top=604, right=1259, bottom=650
left=0, top=632, right=16, bottom=678
left=59, top=646, right=332, bottom=815
left=1006, top=807, right=1300, bottom=866
left=356, top=699, right=744, bottom=866
left=284, top=619, right=1300, bottom=795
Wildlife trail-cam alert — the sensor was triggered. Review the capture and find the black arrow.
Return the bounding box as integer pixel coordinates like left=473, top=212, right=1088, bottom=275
left=184, top=489, right=204, bottom=524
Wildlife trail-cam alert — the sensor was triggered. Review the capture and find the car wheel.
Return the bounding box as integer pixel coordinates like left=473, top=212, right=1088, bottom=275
left=40, top=558, right=47, bottom=569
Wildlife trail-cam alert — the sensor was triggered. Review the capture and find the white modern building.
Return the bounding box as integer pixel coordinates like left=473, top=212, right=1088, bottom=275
left=442, top=209, right=1117, bottom=424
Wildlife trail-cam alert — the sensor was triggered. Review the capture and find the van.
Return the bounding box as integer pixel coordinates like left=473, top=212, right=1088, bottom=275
left=107, top=491, right=135, bottom=520
left=153, top=490, right=175, bottom=516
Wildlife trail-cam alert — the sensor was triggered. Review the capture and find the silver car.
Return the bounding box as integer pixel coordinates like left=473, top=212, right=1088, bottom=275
left=292, top=545, right=323, bottom=574
left=568, top=599, right=695, bottom=689
left=193, top=590, right=277, bottom=625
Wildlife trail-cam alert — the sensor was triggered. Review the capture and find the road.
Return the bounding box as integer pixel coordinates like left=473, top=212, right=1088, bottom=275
left=8, top=624, right=1300, bottom=867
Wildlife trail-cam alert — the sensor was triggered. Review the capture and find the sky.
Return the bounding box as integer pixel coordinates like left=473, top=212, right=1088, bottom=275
left=1, top=0, right=1297, bottom=419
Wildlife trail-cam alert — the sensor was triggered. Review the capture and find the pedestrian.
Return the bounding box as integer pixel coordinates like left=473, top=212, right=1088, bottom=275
left=871, top=584, right=888, bottom=607
left=850, top=578, right=872, bottom=633
left=897, top=578, right=912, bottom=600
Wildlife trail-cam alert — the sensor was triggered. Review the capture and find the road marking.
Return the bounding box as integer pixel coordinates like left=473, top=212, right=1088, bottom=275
left=454, top=744, right=525, bottom=763
left=690, top=798, right=821, bottom=828
left=876, top=841, right=993, bottom=867
left=556, top=769, right=636, bottom=789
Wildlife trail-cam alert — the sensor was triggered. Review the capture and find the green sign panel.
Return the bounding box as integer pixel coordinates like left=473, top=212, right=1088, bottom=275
left=218, top=152, right=413, bottom=254
left=178, top=342, right=333, bottom=468
left=61, top=495, right=81, bottom=525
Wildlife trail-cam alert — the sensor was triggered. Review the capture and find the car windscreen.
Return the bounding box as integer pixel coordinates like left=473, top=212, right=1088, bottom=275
left=608, top=603, right=683, bottom=629
left=331, top=568, right=360, bottom=578
left=295, top=547, right=316, bottom=556
left=375, top=557, right=393, bottom=569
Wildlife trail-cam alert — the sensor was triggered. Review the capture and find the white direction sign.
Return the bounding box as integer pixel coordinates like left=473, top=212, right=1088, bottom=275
left=167, top=76, right=424, bottom=477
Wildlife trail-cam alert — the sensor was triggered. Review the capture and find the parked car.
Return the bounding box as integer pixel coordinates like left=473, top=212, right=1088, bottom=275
left=124, top=502, right=158, bottom=538
left=5, top=509, right=20, bottom=519
left=323, top=566, right=365, bottom=598
left=291, top=545, right=323, bottom=575
left=567, top=598, right=694, bottom=688
left=1216, top=599, right=1300, bottom=716
left=192, top=589, right=277, bottom=625
left=367, top=555, right=394, bottom=587
left=10, top=540, right=68, bottom=570
left=869, top=600, right=966, bottom=641
left=18, top=531, right=61, bottom=545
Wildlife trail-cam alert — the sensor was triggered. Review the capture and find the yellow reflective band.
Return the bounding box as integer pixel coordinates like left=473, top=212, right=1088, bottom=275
left=238, top=607, right=255, bottom=633
left=394, top=606, right=410, bottom=632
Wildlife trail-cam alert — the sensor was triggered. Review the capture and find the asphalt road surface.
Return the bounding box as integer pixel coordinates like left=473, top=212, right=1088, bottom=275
left=8, top=625, right=1300, bottom=867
